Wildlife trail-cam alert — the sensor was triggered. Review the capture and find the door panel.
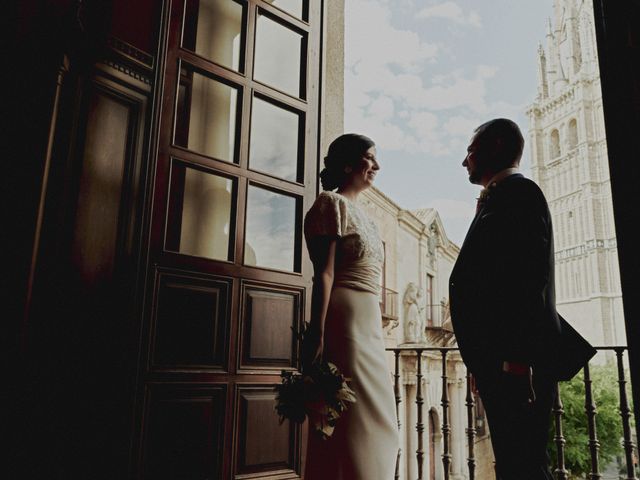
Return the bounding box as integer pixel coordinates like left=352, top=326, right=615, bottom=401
left=152, top=270, right=232, bottom=369
left=143, top=384, right=227, bottom=480
left=240, top=283, right=302, bottom=369
left=235, top=386, right=300, bottom=477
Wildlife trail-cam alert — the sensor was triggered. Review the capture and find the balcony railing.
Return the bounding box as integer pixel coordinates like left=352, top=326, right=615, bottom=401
left=386, top=345, right=638, bottom=480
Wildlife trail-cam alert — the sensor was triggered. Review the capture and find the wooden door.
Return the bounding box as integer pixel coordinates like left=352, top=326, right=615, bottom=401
left=135, top=1, right=322, bottom=478
left=23, top=58, right=152, bottom=479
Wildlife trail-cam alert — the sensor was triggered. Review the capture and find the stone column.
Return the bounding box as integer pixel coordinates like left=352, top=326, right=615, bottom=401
left=402, top=352, right=419, bottom=480
left=320, top=0, right=344, bottom=155
left=450, top=362, right=467, bottom=479
left=405, top=382, right=417, bottom=480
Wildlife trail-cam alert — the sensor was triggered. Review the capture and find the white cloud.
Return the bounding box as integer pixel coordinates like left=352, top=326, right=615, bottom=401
left=407, top=111, right=438, bottom=135
left=367, top=95, right=396, bottom=122
left=442, top=116, right=480, bottom=137
left=350, top=87, right=372, bottom=109
left=344, top=66, right=502, bottom=156
left=341, top=0, right=545, bottom=244
left=345, top=103, right=413, bottom=152
left=344, top=1, right=505, bottom=159
left=417, top=2, right=482, bottom=28
left=348, top=49, right=499, bottom=113
left=408, top=67, right=497, bottom=112
left=346, top=0, right=438, bottom=72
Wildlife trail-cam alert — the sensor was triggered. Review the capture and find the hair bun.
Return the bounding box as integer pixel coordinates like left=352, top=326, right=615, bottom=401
left=319, top=165, right=341, bottom=191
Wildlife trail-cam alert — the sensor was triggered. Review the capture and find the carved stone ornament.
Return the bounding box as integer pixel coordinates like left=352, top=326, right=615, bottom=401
left=403, top=282, right=425, bottom=344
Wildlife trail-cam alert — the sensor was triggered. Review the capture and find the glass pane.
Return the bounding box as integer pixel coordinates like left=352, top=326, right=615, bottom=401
left=174, top=65, right=239, bottom=162
left=265, top=0, right=304, bottom=19
left=249, top=97, right=300, bottom=181
left=254, top=13, right=303, bottom=97
left=244, top=186, right=297, bottom=271
left=166, top=164, right=234, bottom=261
left=182, top=0, right=244, bottom=71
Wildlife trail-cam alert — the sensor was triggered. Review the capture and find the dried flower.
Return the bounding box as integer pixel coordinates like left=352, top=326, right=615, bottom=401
left=275, top=361, right=356, bottom=439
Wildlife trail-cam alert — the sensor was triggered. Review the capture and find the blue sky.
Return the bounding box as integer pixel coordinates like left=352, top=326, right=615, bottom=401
left=345, top=0, right=554, bottom=245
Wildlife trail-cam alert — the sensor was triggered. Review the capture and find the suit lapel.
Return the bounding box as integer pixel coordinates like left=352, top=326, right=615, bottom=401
left=454, top=173, right=525, bottom=270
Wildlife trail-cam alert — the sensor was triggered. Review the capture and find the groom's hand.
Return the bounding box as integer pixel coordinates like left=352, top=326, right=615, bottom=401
left=502, top=362, right=536, bottom=405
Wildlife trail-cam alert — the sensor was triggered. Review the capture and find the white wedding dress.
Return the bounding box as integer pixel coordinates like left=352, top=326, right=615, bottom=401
left=303, top=191, right=399, bottom=480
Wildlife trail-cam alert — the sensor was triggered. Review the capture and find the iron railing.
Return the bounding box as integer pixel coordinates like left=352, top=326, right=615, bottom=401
left=386, top=345, right=638, bottom=480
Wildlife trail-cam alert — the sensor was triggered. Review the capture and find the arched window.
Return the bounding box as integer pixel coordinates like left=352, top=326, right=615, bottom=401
left=550, top=129, right=561, bottom=158
left=568, top=118, right=578, bottom=149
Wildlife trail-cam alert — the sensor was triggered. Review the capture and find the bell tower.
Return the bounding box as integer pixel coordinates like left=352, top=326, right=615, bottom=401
left=526, top=0, right=625, bottom=348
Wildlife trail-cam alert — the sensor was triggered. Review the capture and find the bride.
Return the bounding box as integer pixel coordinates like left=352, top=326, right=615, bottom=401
left=302, top=133, right=399, bottom=479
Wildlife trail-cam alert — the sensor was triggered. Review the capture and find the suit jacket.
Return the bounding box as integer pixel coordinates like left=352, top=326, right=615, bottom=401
left=449, top=173, right=596, bottom=381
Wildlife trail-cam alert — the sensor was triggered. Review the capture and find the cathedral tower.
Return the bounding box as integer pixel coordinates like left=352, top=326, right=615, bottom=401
left=527, top=0, right=625, bottom=346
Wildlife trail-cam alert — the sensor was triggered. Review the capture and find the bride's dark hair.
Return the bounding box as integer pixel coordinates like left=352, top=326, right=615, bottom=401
left=319, top=133, right=375, bottom=191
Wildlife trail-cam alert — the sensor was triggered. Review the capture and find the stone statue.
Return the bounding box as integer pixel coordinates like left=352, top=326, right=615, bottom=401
left=427, top=223, right=438, bottom=267
left=403, top=282, right=425, bottom=343
left=440, top=297, right=452, bottom=331
left=427, top=225, right=437, bottom=257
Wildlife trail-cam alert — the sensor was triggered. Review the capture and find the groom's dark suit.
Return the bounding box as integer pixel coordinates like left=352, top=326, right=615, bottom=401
left=449, top=172, right=595, bottom=479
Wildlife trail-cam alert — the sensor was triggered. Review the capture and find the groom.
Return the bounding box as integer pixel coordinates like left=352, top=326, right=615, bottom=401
left=449, top=119, right=596, bottom=479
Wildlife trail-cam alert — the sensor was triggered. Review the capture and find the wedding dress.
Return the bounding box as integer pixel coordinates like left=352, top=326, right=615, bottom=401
left=303, top=191, right=399, bottom=480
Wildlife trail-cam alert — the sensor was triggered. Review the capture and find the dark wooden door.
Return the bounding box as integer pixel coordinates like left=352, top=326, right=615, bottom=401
left=134, top=1, right=322, bottom=478
left=23, top=59, right=152, bottom=479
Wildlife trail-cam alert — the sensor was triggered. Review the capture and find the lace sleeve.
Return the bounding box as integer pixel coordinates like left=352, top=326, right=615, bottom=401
left=303, top=192, right=348, bottom=241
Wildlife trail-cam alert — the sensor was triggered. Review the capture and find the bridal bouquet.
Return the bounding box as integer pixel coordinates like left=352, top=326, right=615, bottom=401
left=274, top=326, right=356, bottom=439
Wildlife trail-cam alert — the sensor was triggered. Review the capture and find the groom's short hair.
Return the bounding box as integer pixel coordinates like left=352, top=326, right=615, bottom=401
left=474, top=118, right=525, bottom=171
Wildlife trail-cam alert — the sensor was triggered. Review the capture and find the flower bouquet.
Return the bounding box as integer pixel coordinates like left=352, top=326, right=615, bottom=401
left=274, top=325, right=356, bottom=439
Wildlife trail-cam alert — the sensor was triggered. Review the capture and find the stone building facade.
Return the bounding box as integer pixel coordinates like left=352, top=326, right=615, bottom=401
left=526, top=0, right=625, bottom=347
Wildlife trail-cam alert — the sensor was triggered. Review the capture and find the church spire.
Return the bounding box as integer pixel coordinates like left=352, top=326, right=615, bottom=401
left=564, top=0, right=582, bottom=78
left=554, top=44, right=568, bottom=90
left=553, top=0, right=563, bottom=28
left=537, top=43, right=549, bottom=99
left=550, top=4, right=568, bottom=92
left=546, top=17, right=558, bottom=96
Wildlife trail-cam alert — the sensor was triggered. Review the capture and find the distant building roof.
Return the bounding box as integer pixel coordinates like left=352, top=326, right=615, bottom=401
left=412, top=208, right=436, bottom=224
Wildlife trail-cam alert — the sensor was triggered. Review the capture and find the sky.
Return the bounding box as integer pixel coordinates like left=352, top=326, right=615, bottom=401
left=344, top=0, right=554, bottom=245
